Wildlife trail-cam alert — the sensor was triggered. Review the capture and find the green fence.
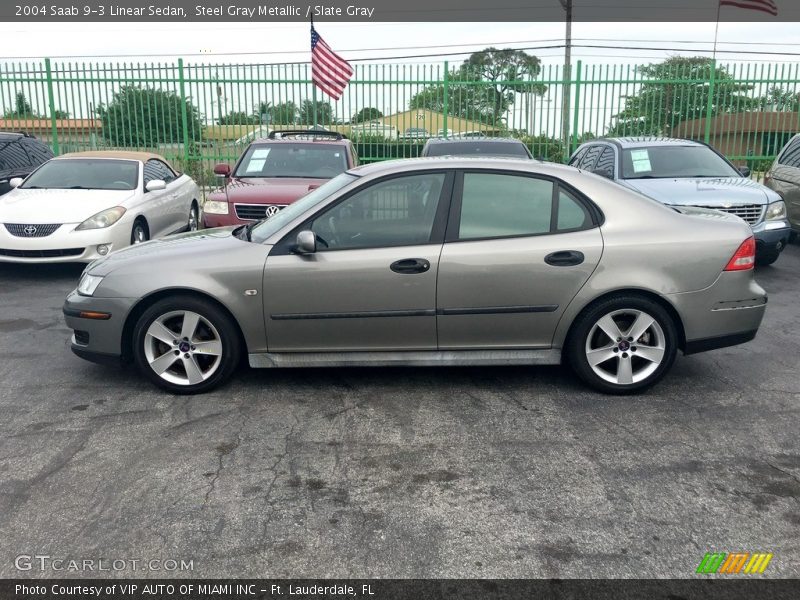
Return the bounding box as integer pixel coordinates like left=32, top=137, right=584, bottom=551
left=2, top=58, right=799, bottom=189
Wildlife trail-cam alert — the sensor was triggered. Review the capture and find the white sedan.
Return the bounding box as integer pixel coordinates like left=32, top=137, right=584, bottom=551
left=0, top=151, right=201, bottom=263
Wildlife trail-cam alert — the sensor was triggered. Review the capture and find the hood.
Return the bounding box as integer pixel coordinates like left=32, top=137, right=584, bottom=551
left=671, top=205, right=751, bottom=225
left=87, top=227, right=240, bottom=276
left=620, top=177, right=781, bottom=207
left=0, top=188, right=134, bottom=223
left=207, top=177, right=325, bottom=205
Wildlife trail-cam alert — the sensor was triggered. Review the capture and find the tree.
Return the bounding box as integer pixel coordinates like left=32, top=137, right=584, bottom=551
left=300, top=100, right=332, bottom=125
left=756, top=86, right=800, bottom=112
left=97, top=85, right=203, bottom=147
left=351, top=107, right=383, bottom=123
left=409, top=48, right=545, bottom=125
left=264, top=101, right=298, bottom=125
left=218, top=111, right=257, bottom=125
left=609, top=57, right=754, bottom=136
left=4, top=92, right=37, bottom=118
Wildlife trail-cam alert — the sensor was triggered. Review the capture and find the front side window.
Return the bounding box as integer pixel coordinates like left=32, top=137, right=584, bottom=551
left=310, top=173, right=446, bottom=250
left=0, top=141, right=34, bottom=171
left=21, top=159, right=138, bottom=190
left=594, top=147, right=616, bottom=179
left=235, top=143, right=348, bottom=179
left=578, top=145, right=603, bottom=171
left=621, top=145, right=740, bottom=179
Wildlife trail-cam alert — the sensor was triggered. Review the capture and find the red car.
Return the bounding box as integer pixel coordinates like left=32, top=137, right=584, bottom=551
left=203, top=130, right=358, bottom=227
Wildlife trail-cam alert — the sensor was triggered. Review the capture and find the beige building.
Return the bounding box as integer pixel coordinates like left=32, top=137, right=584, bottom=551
left=380, top=109, right=502, bottom=136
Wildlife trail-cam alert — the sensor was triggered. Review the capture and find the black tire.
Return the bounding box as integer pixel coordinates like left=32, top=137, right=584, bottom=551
left=132, top=296, right=241, bottom=394
left=130, top=219, right=149, bottom=245
left=755, top=251, right=780, bottom=267
left=188, top=203, right=199, bottom=232
left=566, top=295, right=678, bottom=395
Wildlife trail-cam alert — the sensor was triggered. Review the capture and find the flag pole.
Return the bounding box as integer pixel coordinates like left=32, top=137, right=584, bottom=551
left=310, top=14, right=318, bottom=128
left=712, top=0, right=721, bottom=60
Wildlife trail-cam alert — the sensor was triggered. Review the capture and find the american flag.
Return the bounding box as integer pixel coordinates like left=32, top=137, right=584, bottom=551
left=311, top=25, right=353, bottom=100
left=719, top=0, right=778, bottom=15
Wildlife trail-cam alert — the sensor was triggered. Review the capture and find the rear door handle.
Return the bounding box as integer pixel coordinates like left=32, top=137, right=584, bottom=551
left=390, top=258, right=431, bottom=274
left=545, top=250, right=585, bottom=267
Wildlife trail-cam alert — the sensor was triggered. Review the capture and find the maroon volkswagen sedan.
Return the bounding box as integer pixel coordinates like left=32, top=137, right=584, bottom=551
left=203, top=130, right=358, bottom=227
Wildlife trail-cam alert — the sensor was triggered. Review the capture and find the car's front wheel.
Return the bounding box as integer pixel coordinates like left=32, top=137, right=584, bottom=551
left=132, top=296, right=241, bottom=394
left=188, top=203, right=199, bottom=232
left=567, top=295, right=678, bottom=394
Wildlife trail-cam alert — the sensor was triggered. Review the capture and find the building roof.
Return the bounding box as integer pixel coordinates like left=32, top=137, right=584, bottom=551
left=58, top=150, right=170, bottom=165
left=0, top=118, right=101, bottom=133
left=673, top=112, right=800, bottom=138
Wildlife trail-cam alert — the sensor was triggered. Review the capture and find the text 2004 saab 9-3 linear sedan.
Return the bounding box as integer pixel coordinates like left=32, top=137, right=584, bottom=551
left=63, top=157, right=766, bottom=395
left=0, top=151, right=201, bottom=263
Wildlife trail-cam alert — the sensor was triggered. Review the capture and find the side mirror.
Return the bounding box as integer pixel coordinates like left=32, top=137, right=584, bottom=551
left=9, top=177, right=23, bottom=189
left=145, top=179, right=166, bottom=192
left=739, top=166, right=751, bottom=178
left=592, top=168, right=613, bottom=180
left=214, top=163, right=231, bottom=177
left=294, top=230, right=316, bottom=255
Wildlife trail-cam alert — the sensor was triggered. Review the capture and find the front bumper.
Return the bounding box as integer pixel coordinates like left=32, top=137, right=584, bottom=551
left=202, top=211, right=248, bottom=228
left=63, top=290, right=138, bottom=361
left=668, top=270, right=767, bottom=354
left=752, top=219, right=791, bottom=256
left=0, top=222, right=130, bottom=263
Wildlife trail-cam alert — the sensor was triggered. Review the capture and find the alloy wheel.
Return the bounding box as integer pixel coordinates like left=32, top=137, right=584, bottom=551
left=188, top=206, right=199, bottom=231
left=132, top=223, right=148, bottom=244
left=143, top=310, right=223, bottom=386
left=584, top=309, right=666, bottom=386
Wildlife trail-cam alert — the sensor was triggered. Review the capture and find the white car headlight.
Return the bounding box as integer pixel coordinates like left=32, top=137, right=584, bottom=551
left=765, top=200, right=786, bottom=221
left=75, top=206, right=126, bottom=230
left=77, top=273, right=104, bottom=296
left=203, top=200, right=229, bottom=215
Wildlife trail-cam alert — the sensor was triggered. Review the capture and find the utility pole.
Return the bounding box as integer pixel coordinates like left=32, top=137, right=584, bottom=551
left=559, top=0, right=572, bottom=157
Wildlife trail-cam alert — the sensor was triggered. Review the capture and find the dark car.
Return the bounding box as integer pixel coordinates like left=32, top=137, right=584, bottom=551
left=0, top=132, right=54, bottom=196
left=421, top=137, right=533, bottom=159
left=203, top=130, right=359, bottom=227
left=764, top=134, right=800, bottom=240
left=569, top=137, right=791, bottom=266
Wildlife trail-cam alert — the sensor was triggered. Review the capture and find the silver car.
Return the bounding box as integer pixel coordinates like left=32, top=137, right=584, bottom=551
left=63, top=158, right=766, bottom=395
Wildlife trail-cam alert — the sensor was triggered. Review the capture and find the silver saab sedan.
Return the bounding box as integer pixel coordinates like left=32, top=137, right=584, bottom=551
left=63, top=158, right=767, bottom=395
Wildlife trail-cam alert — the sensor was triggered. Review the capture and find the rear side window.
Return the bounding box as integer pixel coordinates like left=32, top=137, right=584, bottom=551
left=778, top=137, right=800, bottom=168
left=569, top=146, right=588, bottom=166
left=144, top=159, right=176, bottom=186
left=0, top=140, right=34, bottom=171
left=594, top=147, right=616, bottom=178
left=578, top=145, right=603, bottom=171
left=21, top=138, right=54, bottom=165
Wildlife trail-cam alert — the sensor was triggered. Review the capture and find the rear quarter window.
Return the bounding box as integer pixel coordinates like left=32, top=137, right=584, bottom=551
left=778, top=138, right=800, bottom=168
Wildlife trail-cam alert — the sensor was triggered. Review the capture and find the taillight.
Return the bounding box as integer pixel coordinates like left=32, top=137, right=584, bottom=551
left=724, top=236, right=756, bottom=271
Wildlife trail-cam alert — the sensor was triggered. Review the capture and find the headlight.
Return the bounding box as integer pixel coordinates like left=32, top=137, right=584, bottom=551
left=75, top=207, right=126, bottom=230
left=203, top=200, right=229, bottom=215
left=764, top=200, right=786, bottom=221
left=77, top=273, right=104, bottom=296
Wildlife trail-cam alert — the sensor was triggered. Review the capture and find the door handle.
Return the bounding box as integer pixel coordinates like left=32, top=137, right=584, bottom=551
left=545, top=250, right=585, bottom=267
left=390, top=258, right=431, bottom=274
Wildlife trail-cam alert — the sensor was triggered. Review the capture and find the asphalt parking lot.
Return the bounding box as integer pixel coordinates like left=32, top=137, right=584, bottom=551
left=1, top=244, right=798, bottom=579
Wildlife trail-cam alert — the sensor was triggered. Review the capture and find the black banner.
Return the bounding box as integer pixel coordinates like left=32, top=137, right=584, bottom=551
left=3, top=579, right=800, bottom=600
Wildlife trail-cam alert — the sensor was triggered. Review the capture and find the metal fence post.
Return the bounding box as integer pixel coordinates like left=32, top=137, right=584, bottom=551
left=570, top=60, right=582, bottom=157
left=442, top=61, right=449, bottom=138
left=177, top=58, right=191, bottom=166
left=704, top=59, right=717, bottom=144
left=44, top=58, right=60, bottom=155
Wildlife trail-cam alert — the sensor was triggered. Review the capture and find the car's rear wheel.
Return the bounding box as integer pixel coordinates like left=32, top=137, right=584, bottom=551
left=132, top=296, right=241, bottom=394
left=567, top=295, right=678, bottom=394
left=131, top=219, right=149, bottom=244
left=755, top=250, right=780, bottom=267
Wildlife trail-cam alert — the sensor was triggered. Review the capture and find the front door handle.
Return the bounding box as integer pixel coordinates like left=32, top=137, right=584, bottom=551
left=390, top=258, right=431, bottom=274
left=545, top=250, right=585, bottom=267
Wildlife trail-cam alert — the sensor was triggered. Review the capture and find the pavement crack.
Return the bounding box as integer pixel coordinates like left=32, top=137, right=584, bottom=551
left=203, top=415, right=246, bottom=506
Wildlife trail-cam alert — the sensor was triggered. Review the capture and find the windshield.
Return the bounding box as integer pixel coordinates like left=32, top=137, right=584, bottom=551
left=249, top=173, right=358, bottom=243
left=621, top=146, right=740, bottom=179
left=234, top=143, right=348, bottom=179
left=425, top=141, right=530, bottom=158
left=21, top=159, right=138, bottom=190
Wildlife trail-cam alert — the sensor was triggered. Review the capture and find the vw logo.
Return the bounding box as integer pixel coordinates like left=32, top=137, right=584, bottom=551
left=23, top=225, right=37, bottom=236
left=265, top=205, right=282, bottom=217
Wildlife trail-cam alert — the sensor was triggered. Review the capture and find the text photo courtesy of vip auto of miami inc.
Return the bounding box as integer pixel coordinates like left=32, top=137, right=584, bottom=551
left=0, top=0, right=799, bottom=598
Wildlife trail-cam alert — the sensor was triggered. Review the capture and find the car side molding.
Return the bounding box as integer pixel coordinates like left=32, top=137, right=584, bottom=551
left=249, top=349, right=561, bottom=369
